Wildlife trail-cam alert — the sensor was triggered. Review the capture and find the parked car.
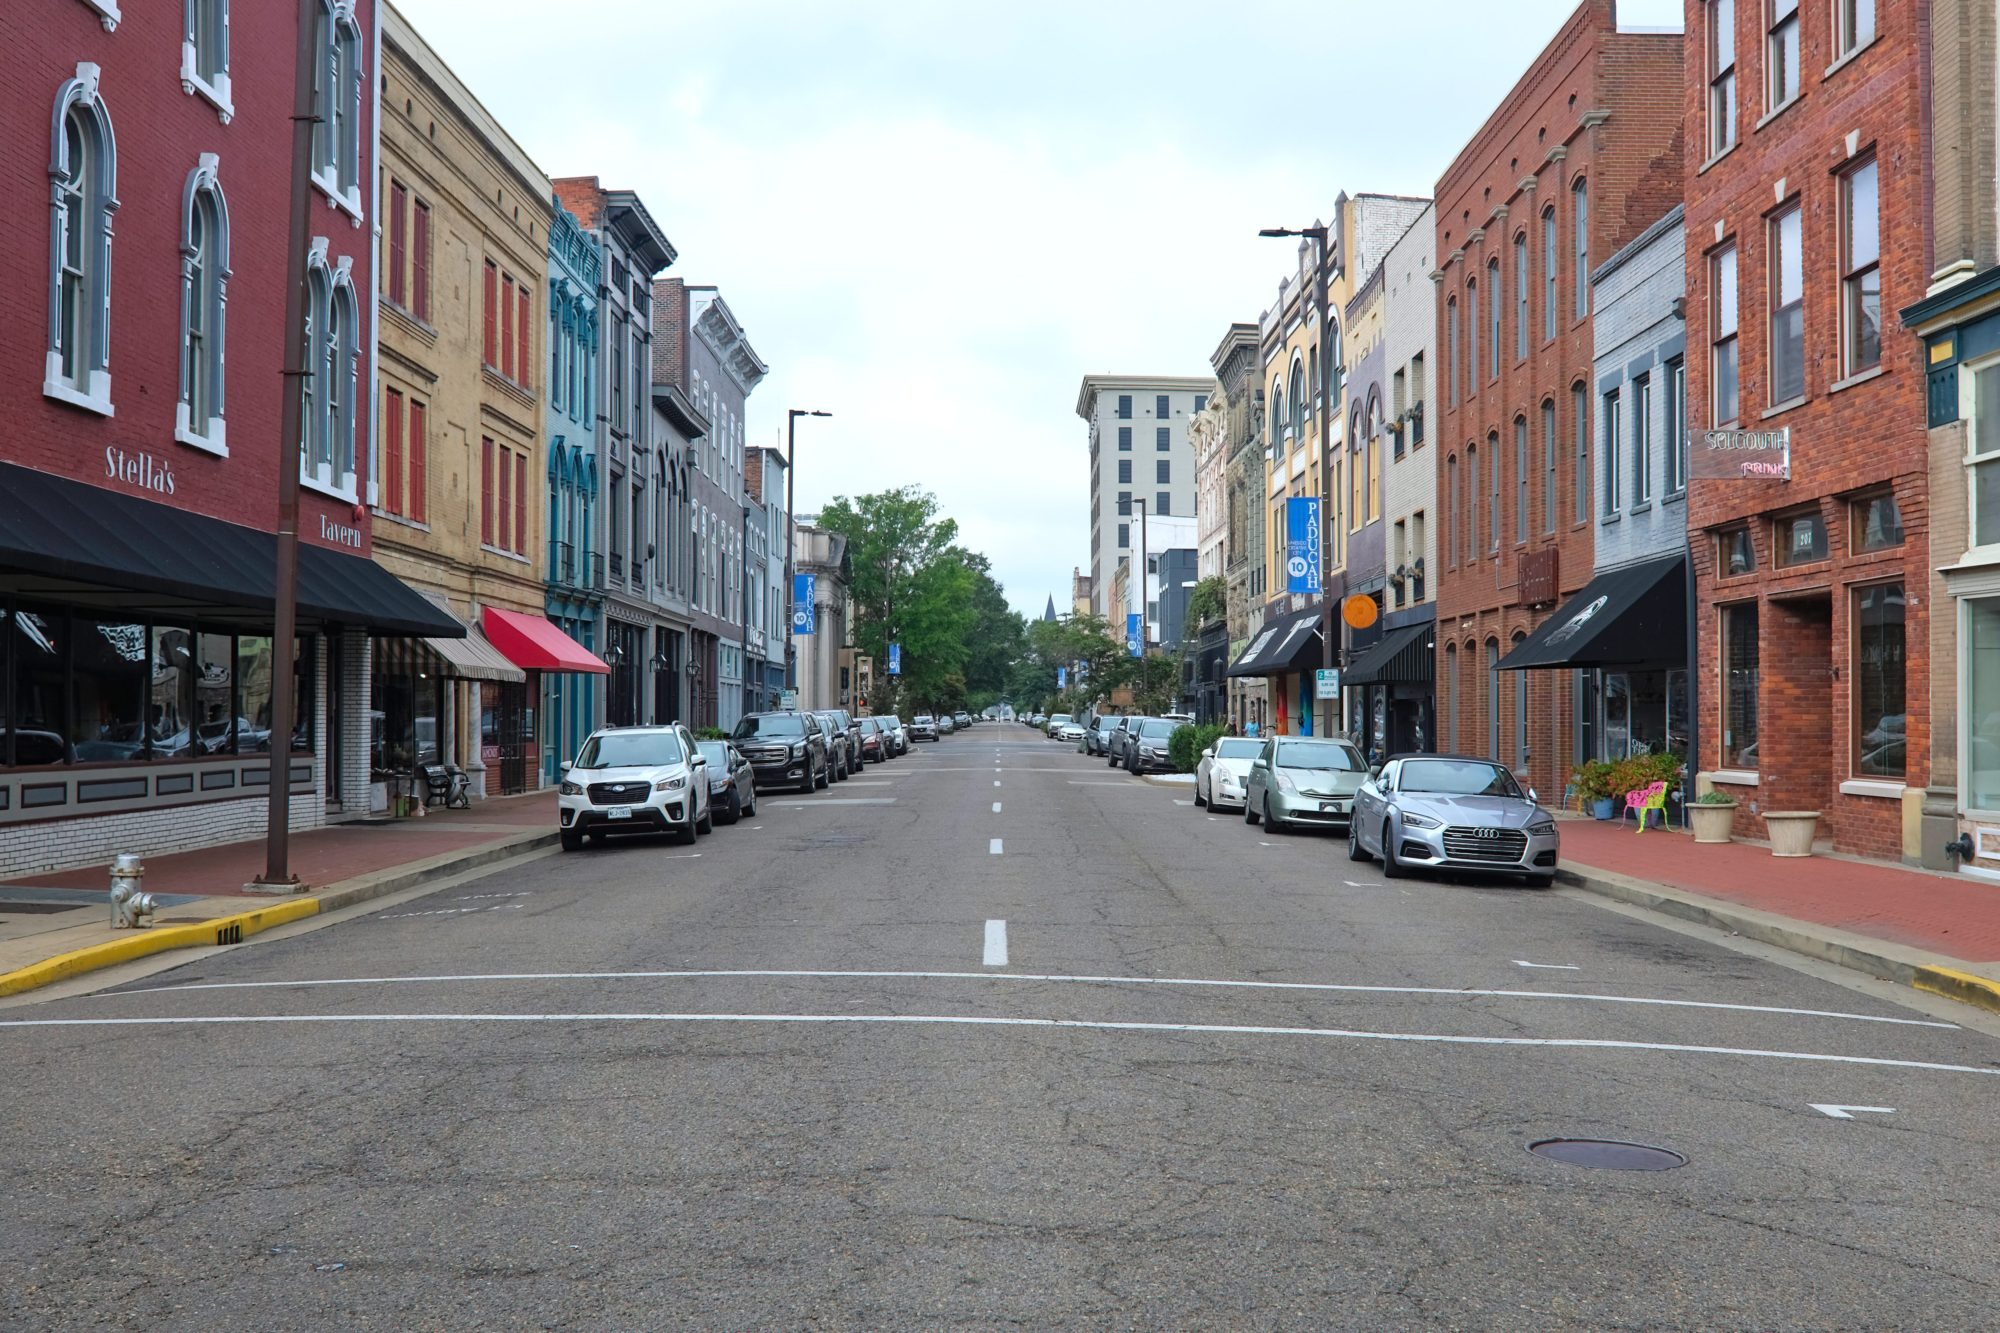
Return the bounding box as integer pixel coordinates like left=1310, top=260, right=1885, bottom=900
left=938, top=714, right=957, bottom=734
left=557, top=723, right=710, bottom=851
left=1349, top=754, right=1558, bottom=886
left=696, top=739, right=758, bottom=823
left=1243, top=736, right=1369, bottom=834
left=857, top=717, right=889, bottom=763
left=1045, top=712, right=1073, bottom=739
left=730, top=710, right=829, bottom=794
left=1122, top=717, right=1181, bottom=774
left=882, top=716, right=909, bottom=755
left=953, top=711, right=974, bottom=729
left=1105, top=715, right=1146, bottom=767
left=1195, top=736, right=1263, bottom=813
left=1056, top=719, right=1086, bottom=744
left=1083, top=716, right=1116, bottom=756
left=824, top=709, right=865, bottom=777
left=909, top=714, right=941, bottom=741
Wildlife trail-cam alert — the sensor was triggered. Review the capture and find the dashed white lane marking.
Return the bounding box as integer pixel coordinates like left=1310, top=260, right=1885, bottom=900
left=770, top=798, right=899, bottom=806
left=7, top=1012, right=1988, bottom=1075
left=983, top=920, right=1008, bottom=966
left=378, top=904, right=523, bottom=920
left=992, top=802, right=1002, bottom=813
left=993, top=780, right=1002, bottom=787
left=989, top=838, right=1003, bottom=855
left=1515, top=960, right=1582, bottom=971
left=452, top=891, right=532, bottom=901
left=1069, top=780, right=1139, bottom=787
left=1172, top=799, right=1195, bottom=807
left=127, top=969, right=1956, bottom=1028
left=1811, top=1103, right=1897, bottom=1119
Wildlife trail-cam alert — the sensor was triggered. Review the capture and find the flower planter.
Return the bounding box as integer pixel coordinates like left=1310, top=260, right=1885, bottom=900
left=1591, top=797, right=1616, bottom=820
left=1689, top=801, right=1738, bottom=844
left=1761, top=810, right=1821, bottom=858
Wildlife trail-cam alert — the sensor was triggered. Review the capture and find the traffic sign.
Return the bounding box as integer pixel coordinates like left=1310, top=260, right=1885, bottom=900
left=1315, top=668, right=1340, bottom=700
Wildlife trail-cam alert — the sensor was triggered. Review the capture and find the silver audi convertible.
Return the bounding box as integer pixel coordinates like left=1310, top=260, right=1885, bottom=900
left=1347, top=754, right=1559, bottom=887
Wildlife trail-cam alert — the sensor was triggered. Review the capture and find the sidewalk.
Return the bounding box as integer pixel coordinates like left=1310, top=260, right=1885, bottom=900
left=0, top=792, right=557, bottom=997
left=1555, top=813, right=2000, bottom=1014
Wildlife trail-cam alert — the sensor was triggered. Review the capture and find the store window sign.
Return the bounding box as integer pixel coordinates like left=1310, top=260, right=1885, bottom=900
left=1694, top=427, right=1790, bottom=481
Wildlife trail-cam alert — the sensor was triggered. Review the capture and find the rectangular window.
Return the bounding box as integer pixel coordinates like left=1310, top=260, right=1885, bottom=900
left=1722, top=602, right=1759, bottom=768
left=1117, top=394, right=1132, bottom=419
left=517, top=284, right=531, bottom=388
left=1156, top=491, right=1170, bottom=516
left=1118, top=426, right=1131, bottom=451
left=1488, top=259, right=1502, bottom=377
left=1633, top=374, right=1652, bottom=506
left=1541, top=401, right=1557, bottom=533
left=1602, top=390, right=1621, bottom=517
left=412, top=202, right=431, bottom=321
left=1769, top=204, right=1804, bottom=403
left=1774, top=508, right=1827, bottom=565
left=1156, top=460, right=1170, bottom=485
left=1841, top=158, right=1881, bottom=376
left=1767, top=0, right=1800, bottom=110
left=1666, top=359, right=1687, bottom=493
left=1411, top=353, right=1426, bottom=444
left=1368, top=435, right=1381, bottom=522
left=1118, top=459, right=1132, bottom=485
left=1157, top=426, right=1170, bottom=451
left=1467, top=282, right=1479, bottom=389
left=408, top=399, right=427, bottom=524
left=497, top=442, right=512, bottom=552
left=1117, top=522, right=1129, bottom=548
left=384, top=386, right=403, bottom=515
left=1542, top=208, right=1558, bottom=341
left=500, top=275, right=515, bottom=381
left=1719, top=525, right=1756, bottom=575
left=1708, top=0, right=1737, bottom=157
left=1835, top=0, right=1875, bottom=58
left=1572, top=384, right=1589, bottom=523
left=1467, top=447, right=1479, bottom=560
left=388, top=181, right=407, bottom=307
left=1156, top=394, right=1169, bottom=418
left=1968, top=600, right=2000, bottom=809
left=1118, top=492, right=1131, bottom=516
left=1447, top=456, right=1459, bottom=565
left=1571, top=180, right=1590, bottom=320
left=1712, top=244, right=1740, bottom=422
left=480, top=437, right=494, bottom=546
left=1411, top=511, right=1426, bottom=600
left=1972, top=362, right=2000, bottom=549
left=482, top=261, right=498, bottom=367
left=1392, top=520, right=1408, bottom=608
left=610, top=317, right=625, bottom=426
left=1487, top=434, right=1500, bottom=549
left=516, top=452, right=528, bottom=558
left=1514, top=235, right=1529, bottom=360
left=1853, top=582, right=1905, bottom=778
left=1851, top=491, right=1904, bottom=552
left=1447, top=298, right=1461, bottom=406
left=1515, top=417, right=1528, bottom=542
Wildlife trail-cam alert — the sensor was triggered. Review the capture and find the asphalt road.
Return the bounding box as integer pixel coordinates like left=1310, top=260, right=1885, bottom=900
left=4, top=728, right=1999, bottom=1330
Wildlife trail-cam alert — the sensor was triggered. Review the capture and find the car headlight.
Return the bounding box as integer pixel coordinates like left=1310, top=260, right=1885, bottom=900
left=656, top=776, right=687, bottom=792
left=1528, top=819, right=1557, bottom=836
left=1273, top=771, right=1296, bottom=793
left=789, top=742, right=806, bottom=758
left=1399, top=810, right=1441, bottom=830
left=558, top=780, right=582, bottom=796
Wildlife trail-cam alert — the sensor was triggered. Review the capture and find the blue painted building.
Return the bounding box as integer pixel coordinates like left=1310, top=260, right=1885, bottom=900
left=542, top=196, right=602, bottom=780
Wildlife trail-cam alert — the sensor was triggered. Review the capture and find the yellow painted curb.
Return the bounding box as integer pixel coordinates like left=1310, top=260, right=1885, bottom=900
left=1912, top=965, right=2000, bottom=1017
left=0, top=898, right=320, bottom=999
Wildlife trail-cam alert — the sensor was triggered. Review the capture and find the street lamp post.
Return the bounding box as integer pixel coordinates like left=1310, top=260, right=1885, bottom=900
left=784, top=408, right=832, bottom=696
left=1259, top=223, right=1335, bottom=739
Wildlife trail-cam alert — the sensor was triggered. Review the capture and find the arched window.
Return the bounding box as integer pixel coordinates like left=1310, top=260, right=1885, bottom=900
left=1486, top=637, right=1501, bottom=760
left=1541, top=206, right=1558, bottom=341
left=311, top=1, right=363, bottom=208
left=1466, top=278, right=1479, bottom=389
left=1366, top=393, right=1383, bottom=523
left=1513, top=233, right=1529, bottom=360
left=1571, top=177, right=1590, bottom=320
left=47, top=63, right=118, bottom=414
left=1486, top=257, right=1501, bottom=378
left=1512, top=631, right=1530, bottom=770
left=1270, top=376, right=1284, bottom=449
left=1446, top=454, right=1459, bottom=567
left=1487, top=429, right=1501, bottom=552
left=1465, top=442, right=1479, bottom=560
left=1445, top=643, right=1459, bottom=749
left=1446, top=295, right=1460, bottom=405
left=302, top=242, right=357, bottom=494
left=1288, top=357, right=1305, bottom=440
left=1309, top=346, right=1319, bottom=413
left=1514, top=415, right=1529, bottom=543
left=177, top=154, right=229, bottom=452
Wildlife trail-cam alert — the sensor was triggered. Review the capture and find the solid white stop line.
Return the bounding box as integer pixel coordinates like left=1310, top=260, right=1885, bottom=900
left=983, top=920, right=1008, bottom=966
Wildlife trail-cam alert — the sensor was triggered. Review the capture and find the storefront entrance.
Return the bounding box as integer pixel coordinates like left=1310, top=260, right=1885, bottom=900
left=480, top=680, right=536, bottom=796
left=1587, top=667, right=1688, bottom=761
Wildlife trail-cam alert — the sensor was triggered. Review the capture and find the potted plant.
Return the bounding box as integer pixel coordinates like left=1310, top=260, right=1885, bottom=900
left=1572, top=760, right=1618, bottom=819
left=1762, top=809, right=1822, bottom=857
left=1690, top=789, right=1738, bottom=844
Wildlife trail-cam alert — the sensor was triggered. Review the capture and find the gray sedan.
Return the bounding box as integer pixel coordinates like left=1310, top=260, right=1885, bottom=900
left=695, top=740, right=758, bottom=824
left=1348, top=754, right=1559, bottom=887
left=1243, top=736, right=1369, bottom=832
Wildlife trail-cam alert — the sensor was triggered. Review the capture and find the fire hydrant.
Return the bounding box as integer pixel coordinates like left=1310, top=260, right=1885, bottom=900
left=109, top=853, right=156, bottom=929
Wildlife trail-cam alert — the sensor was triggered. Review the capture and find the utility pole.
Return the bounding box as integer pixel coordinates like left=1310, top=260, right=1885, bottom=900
left=255, top=0, right=321, bottom=891
left=783, top=408, right=830, bottom=694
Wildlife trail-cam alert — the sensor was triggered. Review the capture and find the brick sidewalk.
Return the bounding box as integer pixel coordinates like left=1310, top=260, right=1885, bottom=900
left=1558, top=814, right=2000, bottom=965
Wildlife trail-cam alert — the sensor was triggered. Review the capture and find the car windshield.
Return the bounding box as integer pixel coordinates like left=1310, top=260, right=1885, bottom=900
left=915, top=715, right=934, bottom=723
left=573, top=731, right=683, bottom=769
left=1050, top=714, right=1072, bottom=725
left=1135, top=719, right=1177, bottom=740
left=696, top=741, right=730, bottom=767
left=1215, top=739, right=1260, bottom=759
left=1400, top=758, right=1523, bottom=797
left=1274, top=740, right=1365, bottom=770
left=859, top=719, right=880, bottom=733
left=733, top=714, right=804, bottom=739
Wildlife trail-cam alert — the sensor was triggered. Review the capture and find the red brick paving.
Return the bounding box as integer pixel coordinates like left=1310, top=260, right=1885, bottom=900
left=1560, top=816, right=2000, bottom=965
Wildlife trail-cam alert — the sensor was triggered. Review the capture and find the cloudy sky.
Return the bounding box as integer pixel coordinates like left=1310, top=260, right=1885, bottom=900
left=397, top=0, right=1683, bottom=618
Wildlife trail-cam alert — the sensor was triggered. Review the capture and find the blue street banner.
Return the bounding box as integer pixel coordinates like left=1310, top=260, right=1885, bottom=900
left=792, top=573, right=817, bottom=636
left=887, top=643, right=902, bottom=676
left=1126, top=613, right=1142, bottom=657
left=1285, top=496, right=1323, bottom=596
left=1057, top=666, right=1067, bottom=688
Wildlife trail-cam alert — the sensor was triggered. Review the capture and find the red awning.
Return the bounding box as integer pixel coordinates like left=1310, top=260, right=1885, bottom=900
left=482, top=607, right=609, bottom=675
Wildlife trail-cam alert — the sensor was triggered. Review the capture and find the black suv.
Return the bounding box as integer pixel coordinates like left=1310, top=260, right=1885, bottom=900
left=814, top=709, right=863, bottom=779
left=730, top=711, right=829, bottom=794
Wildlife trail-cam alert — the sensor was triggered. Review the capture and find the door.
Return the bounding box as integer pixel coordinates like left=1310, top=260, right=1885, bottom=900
left=482, top=681, right=529, bottom=796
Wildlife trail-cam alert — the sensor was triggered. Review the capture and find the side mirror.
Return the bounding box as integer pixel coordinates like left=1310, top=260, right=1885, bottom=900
left=1201, top=747, right=1214, bottom=759
left=558, top=760, right=570, bottom=775
left=1527, top=787, right=1538, bottom=804
left=692, top=755, right=707, bottom=767
left=1369, top=764, right=1382, bottom=778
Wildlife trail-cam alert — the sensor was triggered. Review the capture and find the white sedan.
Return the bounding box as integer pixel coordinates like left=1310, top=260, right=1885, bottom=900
left=1194, top=736, right=1262, bottom=813
left=1056, top=720, right=1086, bottom=743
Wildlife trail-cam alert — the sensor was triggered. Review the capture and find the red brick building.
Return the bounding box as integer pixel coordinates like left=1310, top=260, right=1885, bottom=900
left=0, top=1, right=452, bottom=877
left=1432, top=0, right=1684, bottom=800
left=1682, top=0, right=1926, bottom=858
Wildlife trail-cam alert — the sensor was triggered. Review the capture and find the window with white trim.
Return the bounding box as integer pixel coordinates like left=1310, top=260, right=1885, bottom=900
left=1965, top=358, right=2000, bottom=552
left=182, top=0, right=232, bottom=120
left=76, top=0, right=121, bottom=31
left=46, top=64, right=118, bottom=416
left=301, top=242, right=358, bottom=496
left=177, top=155, right=229, bottom=453
left=1834, top=0, right=1875, bottom=60
left=1766, top=0, right=1800, bottom=111
left=311, top=1, right=363, bottom=211
left=1707, top=0, right=1737, bottom=156
left=1711, top=243, right=1740, bottom=422
left=1841, top=156, right=1881, bottom=376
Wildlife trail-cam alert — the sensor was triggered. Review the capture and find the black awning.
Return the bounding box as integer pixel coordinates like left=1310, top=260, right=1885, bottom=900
left=1343, top=620, right=1435, bottom=686
left=1226, top=603, right=1325, bottom=677
left=1498, top=552, right=1686, bottom=671
left=0, top=462, right=460, bottom=637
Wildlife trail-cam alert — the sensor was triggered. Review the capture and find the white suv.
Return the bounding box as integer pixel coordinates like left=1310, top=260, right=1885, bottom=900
left=557, top=724, right=710, bottom=851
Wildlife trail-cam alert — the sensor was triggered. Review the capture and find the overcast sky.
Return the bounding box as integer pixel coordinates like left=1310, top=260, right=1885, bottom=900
left=397, top=0, right=1683, bottom=618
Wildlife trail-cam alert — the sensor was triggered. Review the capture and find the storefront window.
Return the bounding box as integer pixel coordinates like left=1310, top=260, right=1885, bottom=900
left=1966, top=599, right=2000, bottom=810
left=150, top=627, right=196, bottom=758
left=10, top=609, right=68, bottom=766
left=195, top=632, right=235, bottom=754
left=1774, top=510, right=1826, bottom=566
left=1603, top=672, right=1631, bottom=759
left=1722, top=602, right=1759, bottom=769
left=68, top=620, right=146, bottom=762
left=1719, top=526, right=1755, bottom=575
left=1851, top=492, right=1903, bottom=553
left=237, top=636, right=274, bottom=753
left=1971, top=361, right=2000, bottom=549
left=1852, top=583, right=1905, bottom=779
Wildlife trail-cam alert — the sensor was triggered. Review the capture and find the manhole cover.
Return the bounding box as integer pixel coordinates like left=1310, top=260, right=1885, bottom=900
left=1528, top=1138, right=1686, bottom=1171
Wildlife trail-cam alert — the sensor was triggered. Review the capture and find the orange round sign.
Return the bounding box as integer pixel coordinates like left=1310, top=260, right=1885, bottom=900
left=1342, top=595, right=1378, bottom=630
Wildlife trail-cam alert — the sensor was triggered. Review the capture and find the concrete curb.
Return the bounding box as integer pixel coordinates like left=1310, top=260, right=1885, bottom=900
left=1556, top=863, right=2000, bottom=1017
left=0, top=829, right=558, bottom=1000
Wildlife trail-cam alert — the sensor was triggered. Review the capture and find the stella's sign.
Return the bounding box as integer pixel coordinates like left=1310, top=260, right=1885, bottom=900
left=1693, top=426, right=1790, bottom=481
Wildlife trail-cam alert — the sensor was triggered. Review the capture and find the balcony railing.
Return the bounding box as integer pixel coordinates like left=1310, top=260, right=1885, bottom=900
left=550, top=540, right=576, bottom=586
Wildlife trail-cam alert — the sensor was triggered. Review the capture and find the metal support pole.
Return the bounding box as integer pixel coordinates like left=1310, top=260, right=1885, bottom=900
left=1313, top=227, right=1335, bottom=742
left=256, top=0, right=322, bottom=891
left=785, top=411, right=797, bottom=692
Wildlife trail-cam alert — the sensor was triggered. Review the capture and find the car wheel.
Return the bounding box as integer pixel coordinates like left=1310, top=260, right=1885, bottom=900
left=1264, top=795, right=1285, bottom=833
left=743, top=789, right=756, bottom=818
left=1244, top=792, right=1261, bottom=826
left=1348, top=819, right=1371, bottom=862
left=696, top=797, right=713, bottom=834
left=560, top=827, right=583, bottom=852
left=814, top=761, right=829, bottom=790
left=719, top=791, right=740, bottom=825
left=1194, top=778, right=1207, bottom=809
left=1380, top=821, right=1405, bottom=879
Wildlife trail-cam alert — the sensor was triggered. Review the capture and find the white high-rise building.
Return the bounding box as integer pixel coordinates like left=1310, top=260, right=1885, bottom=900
left=1075, top=375, right=1212, bottom=620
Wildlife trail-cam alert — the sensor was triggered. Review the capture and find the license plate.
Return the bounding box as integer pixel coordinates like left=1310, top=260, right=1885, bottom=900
left=607, top=807, right=632, bottom=820
left=1320, top=801, right=1345, bottom=813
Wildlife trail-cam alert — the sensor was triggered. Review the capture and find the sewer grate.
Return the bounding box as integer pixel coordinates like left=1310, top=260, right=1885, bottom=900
left=1528, top=1138, right=1687, bottom=1171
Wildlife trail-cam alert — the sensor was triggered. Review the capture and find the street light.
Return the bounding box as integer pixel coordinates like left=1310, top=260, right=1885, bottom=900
left=1260, top=222, right=1336, bottom=739
left=784, top=409, right=832, bottom=694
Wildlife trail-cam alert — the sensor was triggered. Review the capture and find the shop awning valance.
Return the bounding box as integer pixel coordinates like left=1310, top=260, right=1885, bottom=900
left=1226, top=603, right=1325, bottom=678
left=0, top=462, right=461, bottom=637
left=1498, top=553, right=1687, bottom=671
left=1342, top=620, right=1436, bottom=686
left=483, top=607, right=608, bottom=674
left=419, top=594, right=525, bottom=683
